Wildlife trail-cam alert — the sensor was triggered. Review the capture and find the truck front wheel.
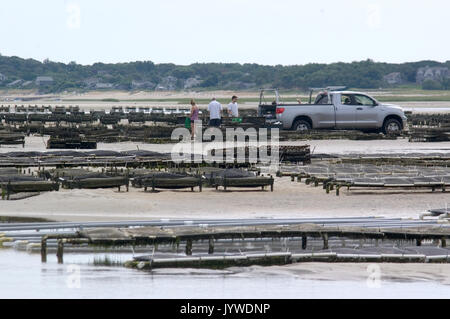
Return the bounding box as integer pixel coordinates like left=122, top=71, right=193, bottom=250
left=383, top=118, right=402, bottom=135
left=292, top=119, right=312, bottom=132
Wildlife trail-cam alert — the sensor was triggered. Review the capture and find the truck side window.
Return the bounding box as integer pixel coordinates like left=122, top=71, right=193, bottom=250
left=341, top=94, right=352, bottom=105
left=353, top=94, right=376, bottom=106
left=315, top=94, right=325, bottom=104
left=315, top=94, right=330, bottom=104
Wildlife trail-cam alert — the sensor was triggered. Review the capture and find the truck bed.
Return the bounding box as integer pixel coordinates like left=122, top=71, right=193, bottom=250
left=258, top=103, right=319, bottom=117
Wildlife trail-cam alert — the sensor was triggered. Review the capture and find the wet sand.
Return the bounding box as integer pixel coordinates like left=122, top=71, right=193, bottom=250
left=229, top=263, right=450, bottom=286
left=1, top=178, right=448, bottom=222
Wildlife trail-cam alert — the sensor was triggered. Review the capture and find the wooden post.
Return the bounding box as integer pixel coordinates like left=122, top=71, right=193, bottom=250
left=322, top=233, right=329, bottom=250
left=185, top=239, right=193, bottom=256
left=6, top=182, right=11, bottom=200
left=57, top=239, right=64, bottom=264
left=208, top=238, right=214, bottom=255
left=41, top=236, right=48, bottom=263
left=301, top=236, right=307, bottom=250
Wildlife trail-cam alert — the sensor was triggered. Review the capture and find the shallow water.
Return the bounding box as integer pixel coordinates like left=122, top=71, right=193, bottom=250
left=0, top=250, right=448, bottom=299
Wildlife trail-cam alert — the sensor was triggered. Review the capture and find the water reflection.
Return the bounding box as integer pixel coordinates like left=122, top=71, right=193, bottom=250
left=0, top=250, right=448, bottom=299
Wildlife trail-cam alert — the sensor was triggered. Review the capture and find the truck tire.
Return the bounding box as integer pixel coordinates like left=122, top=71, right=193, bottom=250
left=292, top=119, right=312, bottom=132
left=383, top=118, right=402, bottom=135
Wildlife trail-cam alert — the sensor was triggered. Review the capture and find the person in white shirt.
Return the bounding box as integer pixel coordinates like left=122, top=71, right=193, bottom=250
left=227, top=95, right=239, bottom=118
left=207, top=98, right=223, bottom=127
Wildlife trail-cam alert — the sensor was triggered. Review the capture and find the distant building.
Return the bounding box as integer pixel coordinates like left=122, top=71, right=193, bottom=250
left=21, top=81, right=33, bottom=87
left=83, top=77, right=100, bottom=88
left=6, top=79, right=24, bottom=87
left=131, top=80, right=155, bottom=90
left=383, top=72, right=404, bottom=85
left=35, top=76, right=54, bottom=86
left=155, top=76, right=178, bottom=91
left=95, top=83, right=114, bottom=89
left=97, top=71, right=112, bottom=78
left=416, top=66, right=449, bottom=84
left=183, top=77, right=202, bottom=89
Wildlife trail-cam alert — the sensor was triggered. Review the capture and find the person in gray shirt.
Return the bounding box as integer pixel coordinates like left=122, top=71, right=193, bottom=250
left=227, top=95, right=239, bottom=118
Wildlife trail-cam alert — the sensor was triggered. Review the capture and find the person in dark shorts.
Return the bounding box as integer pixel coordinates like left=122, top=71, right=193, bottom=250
left=208, top=98, right=222, bottom=127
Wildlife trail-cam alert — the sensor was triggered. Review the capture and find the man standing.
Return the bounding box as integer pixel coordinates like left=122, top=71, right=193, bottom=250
left=227, top=95, right=239, bottom=118
left=208, top=97, right=222, bottom=127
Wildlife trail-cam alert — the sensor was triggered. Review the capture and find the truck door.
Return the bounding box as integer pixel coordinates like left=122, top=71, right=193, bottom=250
left=334, top=93, right=356, bottom=129
left=352, top=94, right=379, bottom=129
left=314, top=93, right=335, bottom=128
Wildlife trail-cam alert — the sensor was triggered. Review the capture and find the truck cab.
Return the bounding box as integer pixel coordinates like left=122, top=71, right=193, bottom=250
left=259, top=88, right=407, bottom=134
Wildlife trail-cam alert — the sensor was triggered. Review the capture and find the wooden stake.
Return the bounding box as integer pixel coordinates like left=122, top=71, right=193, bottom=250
left=185, top=239, right=193, bottom=256
left=57, top=239, right=64, bottom=264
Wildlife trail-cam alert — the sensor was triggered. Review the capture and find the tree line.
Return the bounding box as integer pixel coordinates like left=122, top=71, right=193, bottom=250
left=0, top=54, right=449, bottom=92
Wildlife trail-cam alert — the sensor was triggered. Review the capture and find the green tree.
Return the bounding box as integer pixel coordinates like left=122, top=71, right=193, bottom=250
left=422, top=80, right=443, bottom=90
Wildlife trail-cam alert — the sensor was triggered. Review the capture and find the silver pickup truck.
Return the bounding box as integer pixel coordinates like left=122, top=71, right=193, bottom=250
left=258, top=88, right=407, bottom=134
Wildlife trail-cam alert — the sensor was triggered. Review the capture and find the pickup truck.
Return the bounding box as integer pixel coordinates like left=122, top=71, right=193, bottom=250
left=258, top=88, right=407, bottom=134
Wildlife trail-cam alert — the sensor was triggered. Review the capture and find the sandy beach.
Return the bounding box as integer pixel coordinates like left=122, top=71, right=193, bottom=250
left=1, top=177, right=448, bottom=222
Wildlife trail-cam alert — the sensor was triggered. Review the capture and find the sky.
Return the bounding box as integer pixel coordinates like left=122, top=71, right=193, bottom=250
left=0, top=0, right=449, bottom=66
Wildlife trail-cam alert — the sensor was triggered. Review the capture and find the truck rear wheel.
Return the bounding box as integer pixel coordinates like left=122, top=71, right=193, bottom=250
left=383, top=118, right=402, bottom=135
left=292, top=119, right=312, bottom=132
